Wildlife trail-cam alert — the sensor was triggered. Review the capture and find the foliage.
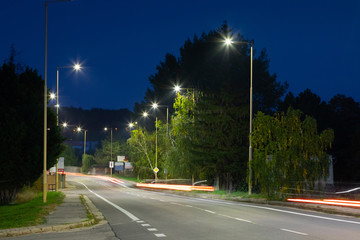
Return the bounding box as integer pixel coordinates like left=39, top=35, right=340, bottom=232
left=82, top=154, right=94, bottom=173
left=328, top=95, right=360, bottom=181
left=252, top=108, right=334, bottom=198
left=93, top=138, right=129, bottom=167
left=0, top=191, right=64, bottom=228
left=127, top=127, right=157, bottom=179
left=279, top=89, right=360, bottom=182
left=61, top=143, right=79, bottom=166
left=0, top=58, right=64, bottom=204
left=130, top=23, right=287, bottom=190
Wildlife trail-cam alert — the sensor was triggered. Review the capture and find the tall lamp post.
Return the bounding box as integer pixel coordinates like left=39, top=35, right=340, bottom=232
left=104, top=127, right=113, bottom=177
left=77, top=127, right=88, bottom=168
left=225, top=38, right=254, bottom=195
left=152, top=103, right=169, bottom=137
left=43, top=0, right=72, bottom=203
left=54, top=64, right=80, bottom=191
left=141, top=111, right=159, bottom=180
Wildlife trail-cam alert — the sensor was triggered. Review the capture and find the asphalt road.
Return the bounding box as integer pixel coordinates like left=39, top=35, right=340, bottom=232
left=72, top=175, right=360, bottom=240
left=8, top=175, right=360, bottom=240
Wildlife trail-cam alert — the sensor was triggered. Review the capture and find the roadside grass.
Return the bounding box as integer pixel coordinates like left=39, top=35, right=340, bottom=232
left=79, top=194, right=98, bottom=225
left=112, top=174, right=140, bottom=182
left=193, top=190, right=267, bottom=199
left=0, top=191, right=65, bottom=229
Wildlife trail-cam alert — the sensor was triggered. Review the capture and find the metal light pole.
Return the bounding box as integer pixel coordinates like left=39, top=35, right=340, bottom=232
left=248, top=42, right=253, bottom=195
left=43, top=0, right=72, bottom=203
left=43, top=1, right=48, bottom=203
left=104, top=127, right=113, bottom=177
left=224, top=38, right=254, bottom=195
left=83, top=130, right=87, bottom=162
left=155, top=116, right=158, bottom=181
left=55, top=64, right=80, bottom=191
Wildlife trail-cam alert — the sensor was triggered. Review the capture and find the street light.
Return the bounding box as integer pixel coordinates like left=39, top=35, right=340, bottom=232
left=104, top=127, right=113, bottom=177
left=54, top=64, right=81, bottom=191
left=152, top=103, right=169, bottom=136
left=44, top=0, right=72, bottom=203
left=77, top=127, right=88, bottom=167
left=224, top=37, right=254, bottom=195
left=56, top=64, right=81, bottom=124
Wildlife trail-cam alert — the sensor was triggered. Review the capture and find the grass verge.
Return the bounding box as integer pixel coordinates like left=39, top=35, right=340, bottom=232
left=0, top=191, right=65, bottom=229
left=112, top=174, right=140, bottom=182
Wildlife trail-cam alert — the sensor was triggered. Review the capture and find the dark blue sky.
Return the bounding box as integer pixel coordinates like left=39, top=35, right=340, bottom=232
left=1, top=0, right=359, bottom=110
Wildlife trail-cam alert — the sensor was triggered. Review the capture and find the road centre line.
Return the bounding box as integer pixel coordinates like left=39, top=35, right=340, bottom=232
left=234, top=218, right=254, bottom=224
left=155, top=233, right=167, bottom=237
left=281, top=228, right=308, bottom=236
left=79, top=182, right=139, bottom=221
left=205, top=209, right=216, bottom=214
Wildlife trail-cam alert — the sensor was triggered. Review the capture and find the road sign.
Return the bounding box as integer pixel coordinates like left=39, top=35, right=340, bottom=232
left=153, top=167, right=159, bottom=173
left=58, top=157, right=64, bottom=173
left=109, top=161, right=114, bottom=168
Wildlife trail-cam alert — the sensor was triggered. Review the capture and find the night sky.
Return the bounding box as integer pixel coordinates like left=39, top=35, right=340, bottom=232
left=1, top=0, right=359, bottom=110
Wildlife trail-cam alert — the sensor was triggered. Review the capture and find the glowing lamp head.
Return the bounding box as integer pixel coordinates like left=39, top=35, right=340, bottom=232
left=174, top=85, right=181, bottom=92
left=104, top=127, right=108, bottom=131
left=129, top=123, right=134, bottom=128
left=73, top=64, right=81, bottom=70
left=62, top=122, right=68, bottom=127
left=77, top=127, right=81, bottom=132
left=152, top=103, right=158, bottom=109
left=225, top=38, right=233, bottom=45
left=143, top=112, right=148, bottom=117
left=50, top=92, right=56, bottom=100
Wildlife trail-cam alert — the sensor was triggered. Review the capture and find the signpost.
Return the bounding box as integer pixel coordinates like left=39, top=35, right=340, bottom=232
left=109, top=161, right=114, bottom=169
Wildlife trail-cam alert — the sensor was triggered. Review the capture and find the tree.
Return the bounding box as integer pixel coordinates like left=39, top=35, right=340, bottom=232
left=0, top=58, right=64, bottom=204
left=82, top=154, right=94, bottom=173
left=61, top=143, right=78, bottom=166
left=252, top=109, right=334, bottom=198
left=328, top=95, right=360, bottom=181
left=93, top=138, right=128, bottom=167
left=127, top=128, right=157, bottom=179
left=132, top=23, right=288, bottom=189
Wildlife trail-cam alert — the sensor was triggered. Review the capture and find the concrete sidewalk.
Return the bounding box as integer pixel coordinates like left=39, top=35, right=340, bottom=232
left=0, top=188, right=106, bottom=238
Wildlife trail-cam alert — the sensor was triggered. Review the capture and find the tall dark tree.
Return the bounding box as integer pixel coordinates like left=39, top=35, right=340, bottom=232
left=328, top=95, right=360, bottom=181
left=279, top=89, right=332, bottom=132
left=132, top=23, right=288, bottom=190
left=0, top=58, right=63, bottom=204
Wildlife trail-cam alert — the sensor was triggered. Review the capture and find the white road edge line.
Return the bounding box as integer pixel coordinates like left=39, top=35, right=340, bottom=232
left=281, top=228, right=308, bottom=236
left=79, top=182, right=139, bottom=221
left=181, top=197, right=360, bottom=225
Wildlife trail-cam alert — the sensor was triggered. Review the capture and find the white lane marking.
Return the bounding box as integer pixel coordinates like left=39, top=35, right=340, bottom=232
left=154, top=233, right=167, bottom=237
left=141, top=223, right=151, bottom=227
left=180, top=197, right=360, bottom=225
left=79, top=182, right=139, bottom=221
left=159, top=199, right=166, bottom=202
left=235, top=218, right=253, bottom=224
left=185, top=205, right=193, bottom=208
left=136, top=220, right=144, bottom=223
left=205, top=209, right=216, bottom=214
left=147, top=228, right=158, bottom=231
left=281, top=228, right=308, bottom=236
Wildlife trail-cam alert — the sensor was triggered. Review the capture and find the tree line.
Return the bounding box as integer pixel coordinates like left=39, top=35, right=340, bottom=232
left=127, top=23, right=359, bottom=197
